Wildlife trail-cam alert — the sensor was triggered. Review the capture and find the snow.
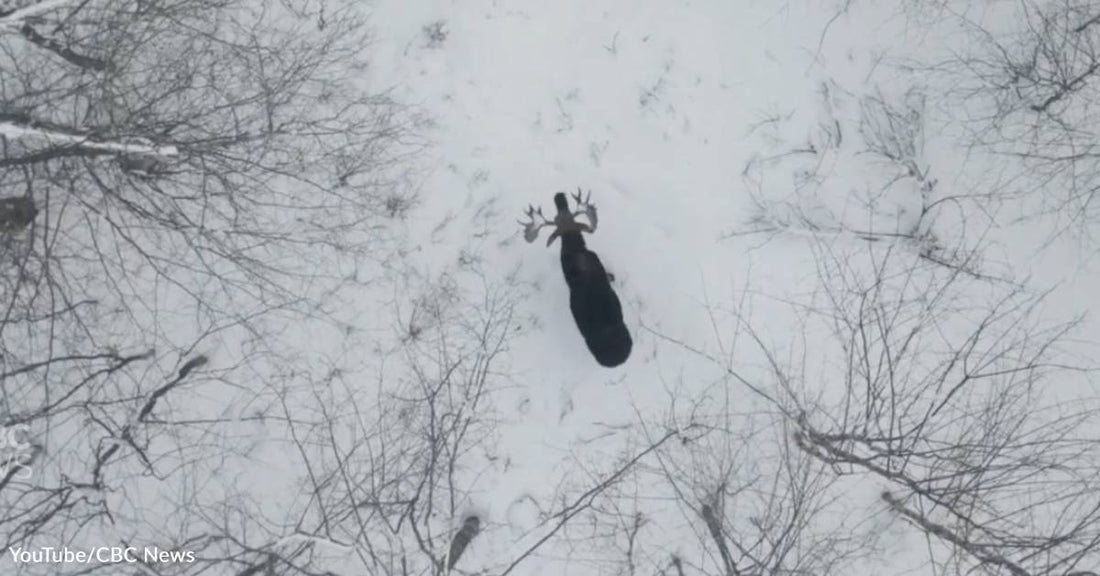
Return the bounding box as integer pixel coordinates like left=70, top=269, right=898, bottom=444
left=343, top=1, right=1100, bottom=574
left=5, top=0, right=1097, bottom=574
left=323, top=1, right=1100, bottom=573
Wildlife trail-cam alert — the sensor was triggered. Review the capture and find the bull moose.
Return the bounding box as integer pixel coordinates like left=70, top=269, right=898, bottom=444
left=519, top=189, right=632, bottom=367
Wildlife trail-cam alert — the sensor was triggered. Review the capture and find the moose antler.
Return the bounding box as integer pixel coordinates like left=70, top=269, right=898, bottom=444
left=521, top=189, right=599, bottom=246
left=518, top=204, right=555, bottom=243
left=571, top=187, right=597, bottom=232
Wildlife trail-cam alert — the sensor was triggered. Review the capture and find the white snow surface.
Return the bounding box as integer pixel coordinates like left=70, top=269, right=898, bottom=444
left=337, top=1, right=1100, bottom=574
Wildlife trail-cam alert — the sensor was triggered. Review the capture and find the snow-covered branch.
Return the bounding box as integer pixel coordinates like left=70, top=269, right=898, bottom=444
left=0, top=0, right=74, bottom=28
left=0, top=121, right=178, bottom=158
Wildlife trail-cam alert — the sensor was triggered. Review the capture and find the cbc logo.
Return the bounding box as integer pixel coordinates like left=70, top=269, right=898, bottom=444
left=95, top=548, right=139, bottom=563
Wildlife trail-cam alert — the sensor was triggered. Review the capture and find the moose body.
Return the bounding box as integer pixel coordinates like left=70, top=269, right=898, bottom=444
left=521, top=190, right=632, bottom=367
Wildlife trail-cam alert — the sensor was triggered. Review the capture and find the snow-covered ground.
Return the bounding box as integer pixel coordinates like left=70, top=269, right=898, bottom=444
left=332, top=1, right=1100, bottom=574
left=5, top=0, right=1096, bottom=574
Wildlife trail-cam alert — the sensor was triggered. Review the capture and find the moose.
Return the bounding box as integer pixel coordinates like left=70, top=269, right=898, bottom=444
left=520, top=189, right=632, bottom=367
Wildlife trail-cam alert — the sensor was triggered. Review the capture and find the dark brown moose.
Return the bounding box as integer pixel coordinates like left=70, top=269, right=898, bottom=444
left=520, top=189, right=632, bottom=368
